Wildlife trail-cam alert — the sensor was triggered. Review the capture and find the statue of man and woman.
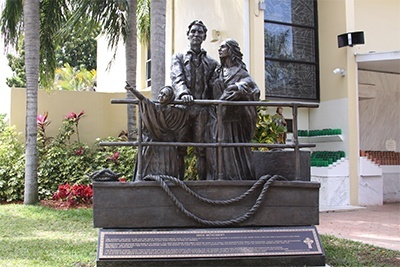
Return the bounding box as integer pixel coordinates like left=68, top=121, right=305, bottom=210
left=127, top=20, right=260, bottom=181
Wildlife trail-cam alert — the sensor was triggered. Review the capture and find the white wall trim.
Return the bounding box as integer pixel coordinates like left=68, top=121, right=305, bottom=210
left=356, top=50, right=400, bottom=62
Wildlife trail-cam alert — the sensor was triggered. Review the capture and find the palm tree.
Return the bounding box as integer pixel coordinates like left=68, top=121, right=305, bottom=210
left=69, top=0, right=139, bottom=139
left=72, top=0, right=168, bottom=139
left=150, top=0, right=166, bottom=99
left=125, top=0, right=138, bottom=140
left=1, top=0, right=68, bottom=204
left=1, top=0, right=154, bottom=201
left=23, top=0, right=40, bottom=205
left=2, top=0, right=137, bottom=202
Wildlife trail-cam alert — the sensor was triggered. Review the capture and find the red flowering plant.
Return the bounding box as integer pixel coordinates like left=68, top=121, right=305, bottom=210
left=107, top=151, right=120, bottom=162
left=105, top=151, right=127, bottom=182
left=53, top=183, right=93, bottom=208
left=37, top=111, right=52, bottom=148
left=64, top=110, right=85, bottom=143
left=75, top=146, right=84, bottom=156
left=66, top=110, right=85, bottom=122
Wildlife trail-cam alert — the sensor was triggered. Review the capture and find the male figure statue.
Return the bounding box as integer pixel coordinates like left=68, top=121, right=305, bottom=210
left=170, top=20, right=218, bottom=180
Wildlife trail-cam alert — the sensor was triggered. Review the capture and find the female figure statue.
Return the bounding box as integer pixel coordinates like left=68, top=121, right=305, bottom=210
left=209, top=39, right=260, bottom=180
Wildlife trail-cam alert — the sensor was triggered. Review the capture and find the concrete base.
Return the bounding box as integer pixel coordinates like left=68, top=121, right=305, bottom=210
left=93, top=180, right=324, bottom=266
left=93, top=180, right=320, bottom=228
left=253, top=150, right=311, bottom=181
left=96, top=254, right=326, bottom=267
left=96, top=226, right=326, bottom=267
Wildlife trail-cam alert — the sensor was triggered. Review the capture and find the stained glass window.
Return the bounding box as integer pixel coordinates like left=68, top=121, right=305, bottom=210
left=264, top=0, right=319, bottom=100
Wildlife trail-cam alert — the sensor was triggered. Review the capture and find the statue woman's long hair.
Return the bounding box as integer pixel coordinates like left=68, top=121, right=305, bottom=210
left=224, top=39, right=247, bottom=71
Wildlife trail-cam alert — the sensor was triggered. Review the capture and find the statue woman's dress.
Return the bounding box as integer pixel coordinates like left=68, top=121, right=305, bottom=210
left=135, top=98, right=188, bottom=180
left=208, top=65, right=260, bottom=180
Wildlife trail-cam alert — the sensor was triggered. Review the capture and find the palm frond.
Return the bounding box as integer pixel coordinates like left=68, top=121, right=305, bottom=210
left=38, top=0, right=70, bottom=89
left=65, top=0, right=130, bottom=69
left=69, top=0, right=128, bottom=50
left=0, top=0, right=24, bottom=48
left=137, top=0, right=150, bottom=46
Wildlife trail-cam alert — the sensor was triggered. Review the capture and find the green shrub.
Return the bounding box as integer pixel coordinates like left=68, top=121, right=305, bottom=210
left=252, top=106, right=286, bottom=147
left=184, top=146, right=197, bottom=181
left=36, top=111, right=136, bottom=199
left=37, top=138, right=136, bottom=199
left=1, top=106, right=282, bottom=200
left=0, top=112, right=137, bottom=202
left=0, top=114, right=25, bottom=202
left=90, top=137, right=137, bottom=179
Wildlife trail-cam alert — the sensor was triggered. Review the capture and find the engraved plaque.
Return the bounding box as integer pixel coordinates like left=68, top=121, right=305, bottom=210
left=98, top=227, right=323, bottom=259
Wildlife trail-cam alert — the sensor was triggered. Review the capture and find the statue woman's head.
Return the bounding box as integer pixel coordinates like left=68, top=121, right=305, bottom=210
left=218, top=39, right=246, bottom=70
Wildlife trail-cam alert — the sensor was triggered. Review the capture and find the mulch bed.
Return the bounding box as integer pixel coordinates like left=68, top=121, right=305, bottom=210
left=40, top=199, right=93, bottom=210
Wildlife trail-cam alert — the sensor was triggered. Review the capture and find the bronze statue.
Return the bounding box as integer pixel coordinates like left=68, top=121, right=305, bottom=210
left=170, top=20, right=219, bottom=180
left=125, top=84, right=188, bottom=180
left=209, top=39, right=260, bottom=180
left=131, top=22, right=260, bottom=181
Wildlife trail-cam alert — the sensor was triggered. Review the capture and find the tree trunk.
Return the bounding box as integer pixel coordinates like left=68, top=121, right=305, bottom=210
left=126, top=0, right=138, bottom=140
left=23, top=0, right=40, bottom=205
left=150, top=0, right=166, bottom=99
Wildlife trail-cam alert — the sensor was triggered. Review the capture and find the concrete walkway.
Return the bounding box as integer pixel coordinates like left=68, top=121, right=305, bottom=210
left=316, top=203, right=400, bottom=251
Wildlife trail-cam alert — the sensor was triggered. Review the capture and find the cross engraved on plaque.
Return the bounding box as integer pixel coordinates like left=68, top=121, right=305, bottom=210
left=303, top=237, right=314, bottom=249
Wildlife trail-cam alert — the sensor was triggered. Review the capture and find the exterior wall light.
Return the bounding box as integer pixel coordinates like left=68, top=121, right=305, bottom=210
left=333, top=68, right=346, bottom=77
left=338, top=31, right=365, bottom=48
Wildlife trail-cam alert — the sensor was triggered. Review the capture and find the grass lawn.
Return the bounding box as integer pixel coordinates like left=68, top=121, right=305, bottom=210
left=0, top=204, right=97, bottom=267
left=1, top=204, right=399, bottom=267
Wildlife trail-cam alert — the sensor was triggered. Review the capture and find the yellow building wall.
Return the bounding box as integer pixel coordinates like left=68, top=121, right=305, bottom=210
left=354, top=0, right=400, bottom=54
left=318, top=0, right=349, bottom=102
left=316, top=0, right=360, bottom=204
left=168, top=0, right=265, bottom=97
left=317, top=0, right=400, bottom=205
left=249, top=0, right=266, bottom=99
left=171, top=0, right=245, bottom=60
left=10, top=88, right=128, bottom=144
left=318, top=0, right=400, bottom=102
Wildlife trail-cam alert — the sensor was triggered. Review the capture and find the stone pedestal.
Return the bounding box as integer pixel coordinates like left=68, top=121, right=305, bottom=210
left=93, top=181, right=320, bottom=228
left=253, top=150, right=311, bottom=181
left=96, top=227, right=326, bottom=267
left=93, top=180, right=325, bottom=266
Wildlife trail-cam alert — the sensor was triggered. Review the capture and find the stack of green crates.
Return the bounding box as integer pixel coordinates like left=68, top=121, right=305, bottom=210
left=298, top=128, right=342, bottom=137
left=311, top=151, right=345, bottom=167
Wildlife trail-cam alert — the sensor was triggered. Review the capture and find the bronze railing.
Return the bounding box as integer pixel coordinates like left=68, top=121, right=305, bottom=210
left=101, top=99, right=319, bottom=180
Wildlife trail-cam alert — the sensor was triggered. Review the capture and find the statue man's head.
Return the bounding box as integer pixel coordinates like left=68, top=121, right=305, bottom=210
left=187, top=20, right=207, bottom=49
